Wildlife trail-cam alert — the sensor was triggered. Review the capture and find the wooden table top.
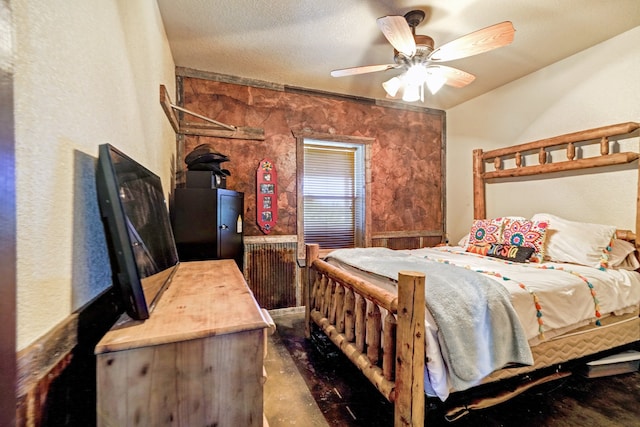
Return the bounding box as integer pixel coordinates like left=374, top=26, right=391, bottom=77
left=95, top=259, right=269, bottom=354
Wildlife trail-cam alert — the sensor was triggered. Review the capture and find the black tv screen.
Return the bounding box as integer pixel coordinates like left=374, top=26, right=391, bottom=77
left=96, top=144, right=179, bottom=320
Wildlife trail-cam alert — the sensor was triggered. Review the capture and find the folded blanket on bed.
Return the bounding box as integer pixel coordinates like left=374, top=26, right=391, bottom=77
left=326, top=247, right=534, bottom=391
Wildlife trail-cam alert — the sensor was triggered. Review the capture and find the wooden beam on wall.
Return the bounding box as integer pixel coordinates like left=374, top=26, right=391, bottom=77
left=180, top=121, right=265, bottom=140
left=159, top=84, right=180, bottom=133
left=159, top=85, right=265, bottom=141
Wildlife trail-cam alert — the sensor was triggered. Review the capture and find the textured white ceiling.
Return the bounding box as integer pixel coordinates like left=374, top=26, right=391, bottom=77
left=157, top=0, right=640, bottom=110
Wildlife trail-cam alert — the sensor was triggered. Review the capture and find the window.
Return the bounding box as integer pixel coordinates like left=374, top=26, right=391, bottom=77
left=295, top=134, right=372, bottom=258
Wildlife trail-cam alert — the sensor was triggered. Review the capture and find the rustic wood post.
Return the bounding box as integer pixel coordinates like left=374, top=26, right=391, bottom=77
left=473, top=149, right=486, bottom=219
left=383, top=311, right=397, bottom=381
left=317, top=276, right=326, bottom=312
left=394, top=271, right=426, bottom=427
left=305, top=244, right=319, bottom=338
left=355, top=295, right=366, bottom=353
left=366, top=304, right=382, bottom=364
left=324, top=278, right=334, bottom=318
left=345, top=288, right=356, bottom=342
left=335, top=284, right=345, bottom=333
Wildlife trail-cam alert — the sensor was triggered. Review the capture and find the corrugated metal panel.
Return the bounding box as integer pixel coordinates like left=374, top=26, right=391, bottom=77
left=244, top=241, right=297, bottom=309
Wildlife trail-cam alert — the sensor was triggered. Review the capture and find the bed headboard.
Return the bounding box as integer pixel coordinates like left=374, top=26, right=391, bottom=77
left=472, top=122, right=640, bottom=246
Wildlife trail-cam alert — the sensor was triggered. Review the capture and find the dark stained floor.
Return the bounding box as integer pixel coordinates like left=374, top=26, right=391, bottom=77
left=267, top=311, right=640, bottom=427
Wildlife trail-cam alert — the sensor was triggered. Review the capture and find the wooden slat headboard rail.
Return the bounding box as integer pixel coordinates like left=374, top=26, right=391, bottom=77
left=473, top=122, right=640, bottom=246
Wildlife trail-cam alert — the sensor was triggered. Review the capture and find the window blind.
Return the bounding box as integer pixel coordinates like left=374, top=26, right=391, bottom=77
left=303, top=145, right=356, bottom=249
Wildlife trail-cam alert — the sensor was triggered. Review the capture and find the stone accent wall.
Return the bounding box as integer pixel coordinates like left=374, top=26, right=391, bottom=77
left=177, top=70, right=445, bottom=239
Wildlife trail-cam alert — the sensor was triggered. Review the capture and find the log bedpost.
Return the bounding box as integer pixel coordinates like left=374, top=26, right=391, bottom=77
left=305, top=244, right=320, bottom=339
left=394, top=271, right=426, bottom=427
left=473, top=149, right=486, bottom=219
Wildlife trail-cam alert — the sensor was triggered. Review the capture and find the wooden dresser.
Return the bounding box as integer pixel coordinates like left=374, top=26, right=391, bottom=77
left=95, top=259, right=270, bottom=427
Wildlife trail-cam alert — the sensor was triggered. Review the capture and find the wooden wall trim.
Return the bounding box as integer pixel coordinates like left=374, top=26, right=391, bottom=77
left=15, top=288, right=122, bottom=426
left=294, top=131, right=374, bottom=258
left=441, top=114, right=447, bottom=242
left=372, top=230, right=444, bottom=239
left=291, top=130, right=375, bottom=144
left=176, top=66, right=286, bottom=92
left=175, top=67, right=446, bottom=116
left=16, top=315, right=78, bottom=399
left=15, top=315, right=77, bottom=427
left=364, top=143, right=372, bottom=247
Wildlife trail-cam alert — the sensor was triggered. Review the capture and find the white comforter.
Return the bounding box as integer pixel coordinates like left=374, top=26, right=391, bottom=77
left=325, top=245, right=640, bottom=400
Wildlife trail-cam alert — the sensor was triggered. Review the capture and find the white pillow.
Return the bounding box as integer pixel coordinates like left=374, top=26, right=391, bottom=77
left=530, top=213, right=616, bottom=269
left=613, top=253, right=640, bottom=270
left=608, top=239, right=640, bottom=270
left=457, top=233, right=469, bottom=249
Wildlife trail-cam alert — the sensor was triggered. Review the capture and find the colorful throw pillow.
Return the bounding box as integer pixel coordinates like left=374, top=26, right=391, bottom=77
left=466, top=243, right=490, bottom=256
left=486, top=243, right=535, bottom=263
left=467, top=242, right=535, bottom=263
left=501, top=219, right=548, bottom=263
left=467, top=219, right=503, bottom=246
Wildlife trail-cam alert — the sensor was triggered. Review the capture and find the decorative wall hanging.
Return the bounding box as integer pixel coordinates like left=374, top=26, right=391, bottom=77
left=256, top=159, right=278, bottom=234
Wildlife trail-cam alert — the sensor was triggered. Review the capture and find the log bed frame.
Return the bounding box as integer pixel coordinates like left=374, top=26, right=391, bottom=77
left=305, top=122, right=640, bottom=426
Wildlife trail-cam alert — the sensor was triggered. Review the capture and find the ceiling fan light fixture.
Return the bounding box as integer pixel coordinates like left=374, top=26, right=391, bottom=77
left=426, top=71, right=446, bottom=95
left=405, top=64, right=429, bottom=85
left=382, top=76, right=402, bottom=97
left=402, top=83, right=421, bottom=102
left=331, top=14, right=513, bottom=102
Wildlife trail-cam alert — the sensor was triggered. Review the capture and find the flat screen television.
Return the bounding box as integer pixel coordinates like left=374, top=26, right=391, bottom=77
left=96, top=143, right=179, bottom=320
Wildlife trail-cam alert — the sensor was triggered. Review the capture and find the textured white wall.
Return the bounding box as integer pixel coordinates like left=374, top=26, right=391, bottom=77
left=14, top=0, right=176, bottom=350
left=446, top=26, right=640, bottom=243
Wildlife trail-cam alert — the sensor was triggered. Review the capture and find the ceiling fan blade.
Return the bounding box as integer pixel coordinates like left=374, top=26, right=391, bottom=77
left=331, top=64, right=397, bottom=77
left=428, top=21, right=515, bottom=62
left=376, top=15, right=416, bottom=57
left=428, top=65, right=476, bottom=88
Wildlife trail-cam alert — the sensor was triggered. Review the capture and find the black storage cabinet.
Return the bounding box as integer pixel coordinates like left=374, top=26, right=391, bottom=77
left=172, top=188, right=244, bottom=269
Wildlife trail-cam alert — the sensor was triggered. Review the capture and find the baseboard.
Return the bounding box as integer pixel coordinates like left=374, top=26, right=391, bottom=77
left=268, top=306, right=305, bottom=319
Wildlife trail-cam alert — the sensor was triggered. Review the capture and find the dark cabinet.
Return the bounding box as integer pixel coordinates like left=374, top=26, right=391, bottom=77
left=172, top=188, right=244, bottom=268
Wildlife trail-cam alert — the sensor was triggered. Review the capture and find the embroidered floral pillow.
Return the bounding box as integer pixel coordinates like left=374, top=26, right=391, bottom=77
left=501, top=219, right=548, bottom=262
left=467, top=218, right=503, bottom=247
left=466, top=243, right=490, bottom=256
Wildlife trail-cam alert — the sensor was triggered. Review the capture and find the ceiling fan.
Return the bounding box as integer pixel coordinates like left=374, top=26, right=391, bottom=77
left=331, top=10, right=515, bottom=102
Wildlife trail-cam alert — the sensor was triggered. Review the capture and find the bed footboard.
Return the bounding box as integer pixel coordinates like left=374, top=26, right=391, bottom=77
left=305, top=244, right=426, bottom=427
